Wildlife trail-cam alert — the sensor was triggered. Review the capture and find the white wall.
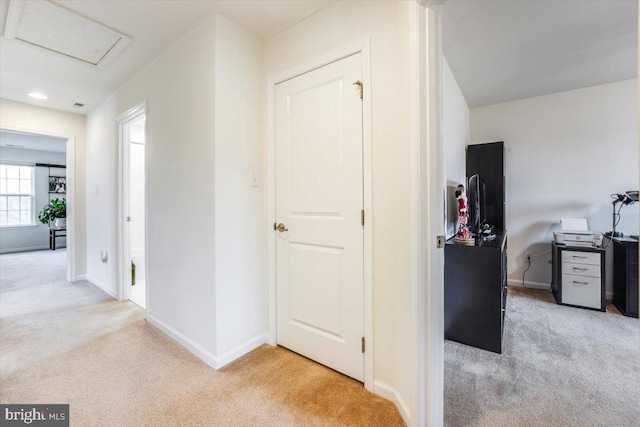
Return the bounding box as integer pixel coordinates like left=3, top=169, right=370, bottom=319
left=471, top=79, right=639, bottom=289
left=0, top=147, right=66, bottom=252
left=85, top=95, right=117, bottom=295
left=86, top=14, right=266, bottom=367
left=442, top=57, right=470, bottom=239
left=263, top=1, right=414, bottom=423
left=87, top=15, right=218, bottom=359
left=213, top=16, right=266, bottom=360
left=0, top=99, right=86, bottom=276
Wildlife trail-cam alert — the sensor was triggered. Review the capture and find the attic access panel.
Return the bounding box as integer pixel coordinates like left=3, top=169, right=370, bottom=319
left=4, top=0, right=132, bottom=68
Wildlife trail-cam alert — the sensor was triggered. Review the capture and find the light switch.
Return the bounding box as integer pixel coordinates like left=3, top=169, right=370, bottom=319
left=249, top=170, right=259, bottom=187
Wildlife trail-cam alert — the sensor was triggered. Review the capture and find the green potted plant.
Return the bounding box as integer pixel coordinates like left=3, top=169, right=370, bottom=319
left=38, top=198, right=67, bottom=228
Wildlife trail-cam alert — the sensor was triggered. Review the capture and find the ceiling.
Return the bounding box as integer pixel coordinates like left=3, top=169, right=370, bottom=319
left=443, top=0, right=638, bottom=108
left=0, top=130, right=67, bottom=153
left=0, top=0, right=335, bottom=114
left=6, top=1, right=633, bottom=113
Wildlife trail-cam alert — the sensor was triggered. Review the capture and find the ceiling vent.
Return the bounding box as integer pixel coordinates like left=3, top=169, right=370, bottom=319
left=73, top=102, right=84, bottom=108
left=3, top=0, right=132, bottom=69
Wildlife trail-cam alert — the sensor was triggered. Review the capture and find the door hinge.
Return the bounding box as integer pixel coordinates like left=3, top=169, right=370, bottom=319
left=361, top=336, right=365, bottom=353
left=353, top=80, right=363, bottom=100
left=361, top=209, right=365, bottom=226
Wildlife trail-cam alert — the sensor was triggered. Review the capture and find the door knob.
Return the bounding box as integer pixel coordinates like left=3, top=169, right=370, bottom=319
left=276, top=223, right=288, bottom=232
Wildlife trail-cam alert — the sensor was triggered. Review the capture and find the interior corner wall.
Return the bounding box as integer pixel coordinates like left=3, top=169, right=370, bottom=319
left=213, top=15, right=266, bottom=362
left=86, top=16, right=219, bottom=362
left=470, top=79, right=639, bottom=291
left=263, top=1, right=414, bottom=423
left=85, top=94, right=117, bottom=295
left=0, top=98, right=86, bottom=276
left=442, top=56, right=470, bottom=239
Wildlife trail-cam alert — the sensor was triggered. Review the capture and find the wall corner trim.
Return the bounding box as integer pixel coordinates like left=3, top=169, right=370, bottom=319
left=214, top=333, right=269, bottom=370
left=373, top=380, right=411, bottom=426
left=85, top=274, right=118, bottom=299
left=147, top=314, right=217, bottom=369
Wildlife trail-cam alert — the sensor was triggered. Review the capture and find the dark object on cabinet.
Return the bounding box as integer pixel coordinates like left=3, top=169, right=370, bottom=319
left=444, top=232, right=507, bottom=353
left=612, top=237, right=639, bottom=318
left=551, top=242, right=605, bottom=311
left=467, top=142, right=505, bottom=231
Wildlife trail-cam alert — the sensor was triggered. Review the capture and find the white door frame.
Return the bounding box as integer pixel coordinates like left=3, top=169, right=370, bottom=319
left=413, top=1, right=445, bottom=426
left=266, top=39, right=374, bottom=391
left=0, top=124, right=77, bottom=282
left=117, top=102, right=148, bottom=310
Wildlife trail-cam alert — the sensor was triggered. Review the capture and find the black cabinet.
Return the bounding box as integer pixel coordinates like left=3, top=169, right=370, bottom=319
left=612, top=237, right=639, bottom=318
left=466, top=142, right=505, bottom=231
left=444, top=232, right=507, bottom=353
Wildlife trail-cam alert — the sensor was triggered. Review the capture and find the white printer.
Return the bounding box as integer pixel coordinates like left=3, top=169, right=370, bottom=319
left=553, top=218, right=603, bottom=248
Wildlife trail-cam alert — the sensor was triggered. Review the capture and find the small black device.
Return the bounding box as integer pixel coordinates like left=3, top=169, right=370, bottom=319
left=606, top=191, right=638, bottom=238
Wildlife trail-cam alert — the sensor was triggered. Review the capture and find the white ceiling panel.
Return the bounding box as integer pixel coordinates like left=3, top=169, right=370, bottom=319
left=11, top=1, right=122, bottom=65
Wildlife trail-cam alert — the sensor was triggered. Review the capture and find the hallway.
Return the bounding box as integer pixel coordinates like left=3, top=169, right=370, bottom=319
left=0, top=250, right=404, bottom=426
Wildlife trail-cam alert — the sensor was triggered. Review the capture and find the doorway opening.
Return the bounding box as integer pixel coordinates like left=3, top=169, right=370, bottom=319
left=0, top=128, right=76, bottom=283
left=118, top=106, right=147, bottom=310
left=439, top=1, right=638, bottom=425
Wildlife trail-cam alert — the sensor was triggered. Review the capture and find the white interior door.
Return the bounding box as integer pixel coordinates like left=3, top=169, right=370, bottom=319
left=120, top=112, right=146, bottom=310
left=128, top=117, right=146, bottom=309
left=275, top=53, right=364, bottom=382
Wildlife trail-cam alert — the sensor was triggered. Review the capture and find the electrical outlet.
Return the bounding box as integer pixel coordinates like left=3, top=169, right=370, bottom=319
left=526, top=251, right=533, bottom=261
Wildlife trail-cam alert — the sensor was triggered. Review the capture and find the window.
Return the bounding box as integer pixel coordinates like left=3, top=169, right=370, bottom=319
left=0, top=164, right=35, bottom=227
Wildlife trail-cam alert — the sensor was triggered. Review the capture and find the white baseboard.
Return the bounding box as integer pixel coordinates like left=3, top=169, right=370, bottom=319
left=215, top=333, right=268, bottom=369
left=509, top=280, right=614, bottom=301
left=85, top=274, right=118, bottom=299
left=147, top=314, right=217, bottom=369
left=0, top=245, right=49, bottom=254
left=507, top=279, right=551, bottom=290
left=373, top=380, right=411, bottom=426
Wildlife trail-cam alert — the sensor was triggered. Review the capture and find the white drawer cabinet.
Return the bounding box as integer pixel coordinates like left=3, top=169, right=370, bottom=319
left=552, top=244, right=605, bottom=311
left=561, top=250, right=601, bottom=266
left=561, top=274, right=602, bottom=309
left=562, top=262, right=600, bottom=278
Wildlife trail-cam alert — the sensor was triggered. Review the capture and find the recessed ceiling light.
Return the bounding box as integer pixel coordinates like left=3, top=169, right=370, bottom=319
left=28, top=92, right=48, bottom=100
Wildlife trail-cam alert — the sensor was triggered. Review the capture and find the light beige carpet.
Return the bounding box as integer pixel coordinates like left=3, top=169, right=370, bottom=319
left=0, top=250, right=405, bottom=427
